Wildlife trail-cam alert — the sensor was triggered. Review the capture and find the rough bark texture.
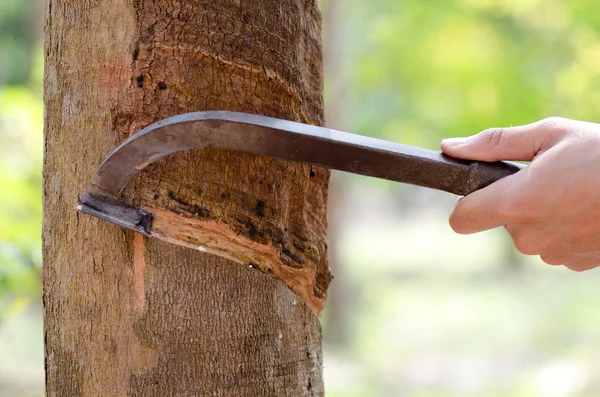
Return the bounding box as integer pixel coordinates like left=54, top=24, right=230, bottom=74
left=43, top=0, right=329, bottom=396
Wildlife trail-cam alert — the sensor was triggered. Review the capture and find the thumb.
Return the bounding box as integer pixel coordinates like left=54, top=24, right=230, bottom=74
left=441, top=118, right=568, bottom=162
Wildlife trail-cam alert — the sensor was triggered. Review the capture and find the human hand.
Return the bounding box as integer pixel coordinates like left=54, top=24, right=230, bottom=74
left=441, top=117, right=600, bottom=271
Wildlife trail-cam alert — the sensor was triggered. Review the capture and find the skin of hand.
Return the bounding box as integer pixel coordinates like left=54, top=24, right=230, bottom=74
left=441, top=117, right=600, bottom=272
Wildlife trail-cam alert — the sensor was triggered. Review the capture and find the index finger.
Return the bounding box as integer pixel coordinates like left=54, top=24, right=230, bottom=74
left=449, top=170, right=524, bottom=234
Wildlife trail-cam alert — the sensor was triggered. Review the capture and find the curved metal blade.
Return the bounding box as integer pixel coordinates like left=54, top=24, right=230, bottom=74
left=78, top=110, right=522, bottom=234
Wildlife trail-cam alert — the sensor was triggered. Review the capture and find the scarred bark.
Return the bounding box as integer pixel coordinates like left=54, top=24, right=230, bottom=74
left=44, top=0, right=329, bottom=395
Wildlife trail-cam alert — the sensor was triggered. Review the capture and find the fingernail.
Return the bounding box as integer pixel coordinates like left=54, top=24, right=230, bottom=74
left=441, top=137, right=468, bottom=147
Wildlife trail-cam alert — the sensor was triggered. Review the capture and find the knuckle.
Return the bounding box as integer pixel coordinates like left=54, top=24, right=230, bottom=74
left=537, top=117, right=569, bottom=132
left=540, top=255, right=563, bottom=266
left=515, top=243, right=538, bottom=256
left=480, top=127, right=509, bottom=148
left=565, top=255, right=600, bottom=272
left=513, top=235, right=538, bottom=255
left=510, top=230, right=547, bottom=256
left=565, top=262, right=591, bottom=272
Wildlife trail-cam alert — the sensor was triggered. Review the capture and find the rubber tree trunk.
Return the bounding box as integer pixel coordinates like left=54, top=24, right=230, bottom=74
left=43, top=1, right=329, bottom=396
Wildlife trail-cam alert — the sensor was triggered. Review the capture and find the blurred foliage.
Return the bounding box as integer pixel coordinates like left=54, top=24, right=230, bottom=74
left=0, top=0, right=41, bottom=85
left=0, top=2, right=44, bottom=394
left=325, top=209, right=600, bottom=396
left=321, top=1, right=600, bottom=396
left=0, top=0, right=44, bottom=323
left=0, top=59, right=43, bottom=320
left=329, top=0, right=600, bottom=149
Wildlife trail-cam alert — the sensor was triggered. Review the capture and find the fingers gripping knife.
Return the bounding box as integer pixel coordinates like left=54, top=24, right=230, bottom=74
left=78, top=111, right=521, bottom=312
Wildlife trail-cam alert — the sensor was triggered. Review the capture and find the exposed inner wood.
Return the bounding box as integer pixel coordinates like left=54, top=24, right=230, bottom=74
left=149, top=205, right=327, bottom=314
left=133, top=233, right=147, bottom=311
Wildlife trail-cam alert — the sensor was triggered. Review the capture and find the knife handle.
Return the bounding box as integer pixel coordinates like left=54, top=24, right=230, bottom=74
left=328, top=140, right=525, bottom=196
left=441, top=155, right=524, bottom=196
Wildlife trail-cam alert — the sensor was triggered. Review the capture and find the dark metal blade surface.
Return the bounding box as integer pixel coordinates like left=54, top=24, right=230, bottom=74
left=87, top=111, right=522, bottom=197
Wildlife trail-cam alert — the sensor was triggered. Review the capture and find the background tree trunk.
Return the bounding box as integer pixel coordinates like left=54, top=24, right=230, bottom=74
left=43, top=0, right=329, bottom=396
left=322, top=0, right=352, bottom=347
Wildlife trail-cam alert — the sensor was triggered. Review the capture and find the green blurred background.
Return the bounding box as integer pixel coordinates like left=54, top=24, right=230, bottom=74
left=3, top=0, right=600, bottom=396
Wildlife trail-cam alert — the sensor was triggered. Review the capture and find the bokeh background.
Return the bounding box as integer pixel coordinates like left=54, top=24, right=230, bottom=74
left=3, top=0, right=600, bottom=396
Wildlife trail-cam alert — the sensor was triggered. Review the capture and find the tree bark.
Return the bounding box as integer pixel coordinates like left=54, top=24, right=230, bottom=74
left=43, top=1, right=329, bottom=396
